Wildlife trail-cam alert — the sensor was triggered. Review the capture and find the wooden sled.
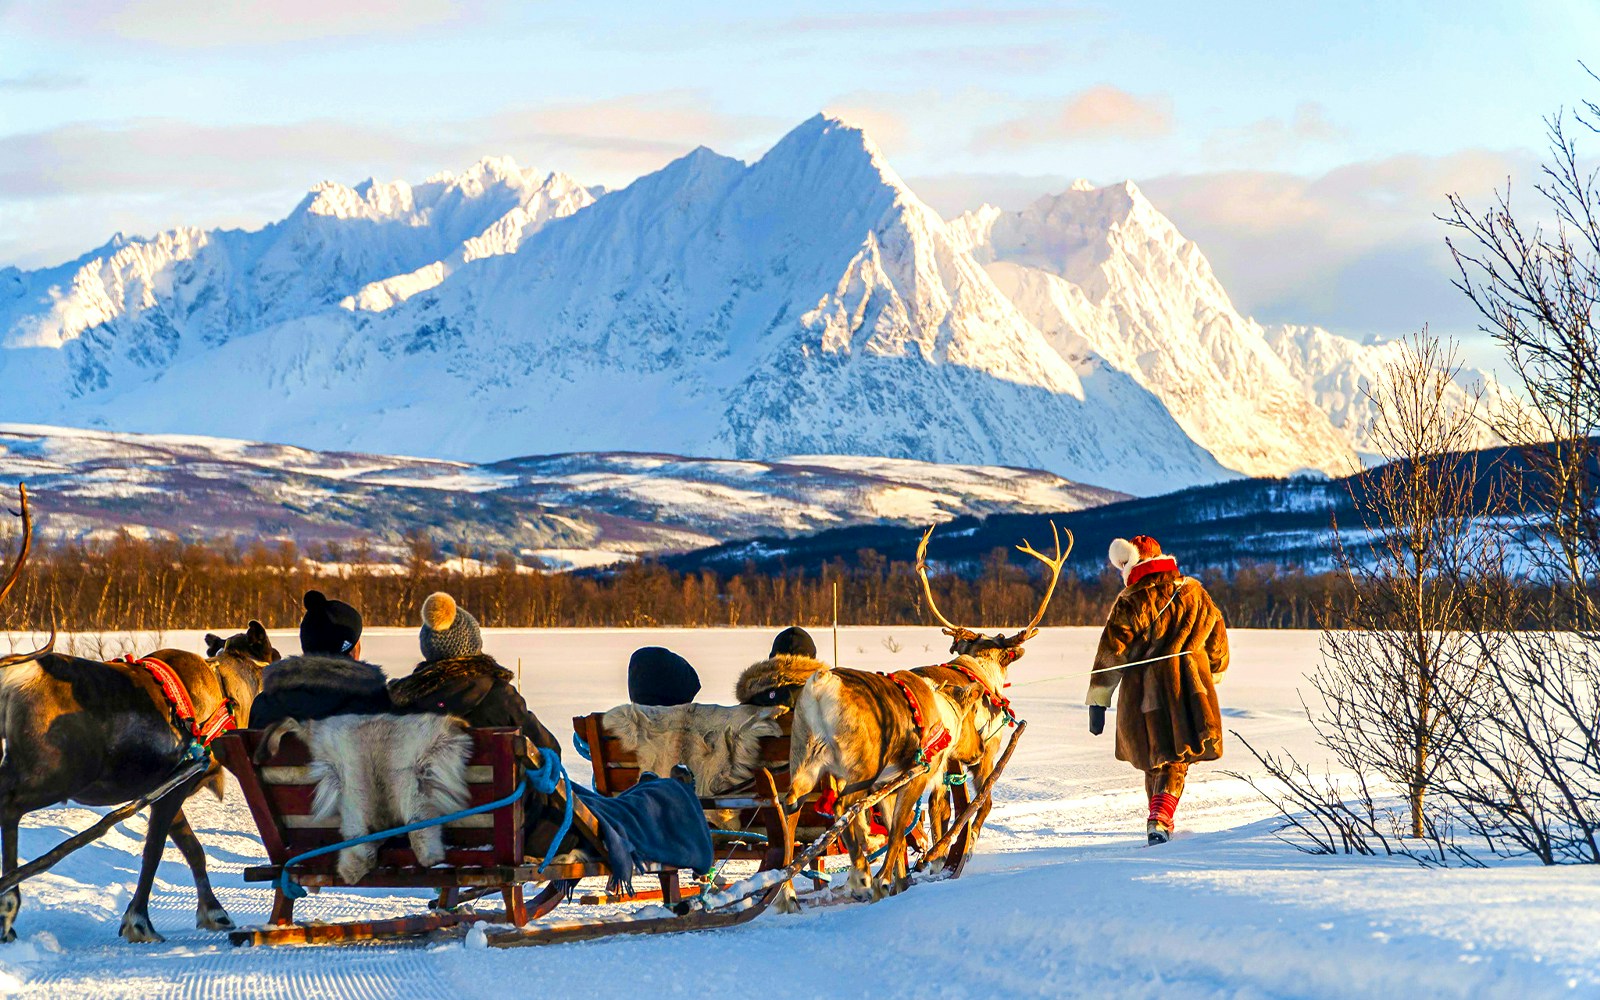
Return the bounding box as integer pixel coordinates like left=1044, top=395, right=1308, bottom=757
left=212, top=727, right=692, bottom=946
left=573, top=710, right=848, bottom=902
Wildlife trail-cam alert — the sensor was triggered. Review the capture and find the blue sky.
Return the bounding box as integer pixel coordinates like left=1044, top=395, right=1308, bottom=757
left=2, top=0, right=1596, bottom=358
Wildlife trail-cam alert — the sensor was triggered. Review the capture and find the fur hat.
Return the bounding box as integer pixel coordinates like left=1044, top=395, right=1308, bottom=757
left=299, top=590, right=363, bottom=656
left=769, top=626, right=817, bottom=659
left=627, top=647, right=701, bottom=706
left=1108, top=535, right=1163, bottom=584
left=419, top=592, right=483, bottom=662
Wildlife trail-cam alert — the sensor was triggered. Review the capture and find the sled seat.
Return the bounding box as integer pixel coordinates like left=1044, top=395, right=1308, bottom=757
left=213, top=727, right=689, bottom=945
left=573, top=710, right=845, bottom=900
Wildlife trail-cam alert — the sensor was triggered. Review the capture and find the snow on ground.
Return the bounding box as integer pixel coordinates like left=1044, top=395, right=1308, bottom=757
left=0, top=627, right=1595, bottom=998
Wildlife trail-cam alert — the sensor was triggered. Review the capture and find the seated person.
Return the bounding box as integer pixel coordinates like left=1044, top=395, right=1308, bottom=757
left=387, top=592, right=561, bottom=760
left=249, top=591, right=392, bottom=729
left=389, top=594, right=711, bottom=886
left=627, top=646, right=700, bottom=706
left=735, top=625, right=825, bottom=708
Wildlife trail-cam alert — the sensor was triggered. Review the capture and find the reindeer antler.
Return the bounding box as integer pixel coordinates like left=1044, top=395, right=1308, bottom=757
left=914, top=525, right=978, bottom=641
left=0, top=485, right=55, bottom=669
left=1007, top=521, right=1073, bottom=644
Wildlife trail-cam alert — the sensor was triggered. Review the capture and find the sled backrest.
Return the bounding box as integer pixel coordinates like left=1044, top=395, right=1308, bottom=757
left=573, top=710, right=792, bottom=798
left=213, top=727, right=527, bottom=872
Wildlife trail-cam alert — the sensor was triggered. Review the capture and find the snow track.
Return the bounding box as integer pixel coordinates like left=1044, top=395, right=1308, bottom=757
left=0, top=628, right=1595, bottom=998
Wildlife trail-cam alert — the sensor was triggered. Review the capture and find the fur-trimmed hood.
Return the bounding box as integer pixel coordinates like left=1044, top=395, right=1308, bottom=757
left=735, top=654, right=828, bottom=707
left=248, top=654, right=392, bottom=730
left=260, top=654, right=387, bottom=698
left=389, top=653, right=510, bottom=710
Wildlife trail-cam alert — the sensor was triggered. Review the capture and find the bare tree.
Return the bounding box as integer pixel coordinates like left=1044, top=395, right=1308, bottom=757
left=1316, top=330, right=1496, bottom=837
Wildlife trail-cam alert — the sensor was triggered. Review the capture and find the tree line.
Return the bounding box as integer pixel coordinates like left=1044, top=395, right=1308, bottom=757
left=0, top=531, right=1358, bottom=633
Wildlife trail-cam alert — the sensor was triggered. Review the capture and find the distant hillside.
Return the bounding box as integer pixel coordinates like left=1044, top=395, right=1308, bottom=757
left=666, top=442, right=1540, bottom=578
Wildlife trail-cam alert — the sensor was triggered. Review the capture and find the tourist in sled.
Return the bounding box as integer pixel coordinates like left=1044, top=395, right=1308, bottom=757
left=248, top=590, right=393, bottom=730
left=388, top=593, right=712, bottom=885
left=1086, top=535, right=1230, bottom=845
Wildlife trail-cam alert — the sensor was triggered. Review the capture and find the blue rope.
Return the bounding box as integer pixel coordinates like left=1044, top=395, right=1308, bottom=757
left=275, top=750, right=575, bottom=899
left=709, top=829, right=769, bottom=843
left=865, top=800, right=923, bottom=863
left=572, top=732, right=591, bottom=761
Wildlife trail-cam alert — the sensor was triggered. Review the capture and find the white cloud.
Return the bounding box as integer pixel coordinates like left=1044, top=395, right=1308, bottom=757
left=7, top=0, right=471, bottom=47
left=974, top=85, right=1173, bottom=147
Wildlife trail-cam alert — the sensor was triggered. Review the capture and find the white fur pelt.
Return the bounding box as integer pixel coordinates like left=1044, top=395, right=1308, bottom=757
left=262, top=714, right=473, bottom=885
left=602, top=702, right=783, bottom=798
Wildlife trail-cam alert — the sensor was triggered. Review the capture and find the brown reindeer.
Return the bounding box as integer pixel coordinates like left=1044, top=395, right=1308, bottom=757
left=910, top=522, right=1070, bottom=870
left=782, top=664, right=978, bottom=904
left=0, top=487, right=277, bottom=942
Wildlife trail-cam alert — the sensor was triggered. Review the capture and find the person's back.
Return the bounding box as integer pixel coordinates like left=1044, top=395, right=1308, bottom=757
left=249, top=590, right=391, bottom=730
left=387, top=592, right=561, bottom=758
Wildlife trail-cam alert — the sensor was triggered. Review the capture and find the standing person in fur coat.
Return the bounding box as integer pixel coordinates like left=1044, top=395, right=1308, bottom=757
left=1087, top=535, right=1229, bottom=845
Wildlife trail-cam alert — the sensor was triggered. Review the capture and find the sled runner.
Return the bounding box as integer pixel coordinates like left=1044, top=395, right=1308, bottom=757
left=213, top=727, right=694, bottom=946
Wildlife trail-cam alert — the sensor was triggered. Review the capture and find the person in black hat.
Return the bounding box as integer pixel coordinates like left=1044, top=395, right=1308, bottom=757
left=627, top=647, right=700, bottom=706
left=247, top=590, right=393, bottom=729
left=769, top=625, right=817, bottom=659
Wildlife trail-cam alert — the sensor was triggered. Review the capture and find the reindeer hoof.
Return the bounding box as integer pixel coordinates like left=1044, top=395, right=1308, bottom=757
left=119, top=911, right=165, bottom=943
left=197, top=906, right=235, bottom=932
left=775, top=886, right=801, bottom=915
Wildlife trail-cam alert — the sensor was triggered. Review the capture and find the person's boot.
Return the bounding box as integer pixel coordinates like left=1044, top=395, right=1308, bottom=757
left=1147, top=791, right=1179, bottom=845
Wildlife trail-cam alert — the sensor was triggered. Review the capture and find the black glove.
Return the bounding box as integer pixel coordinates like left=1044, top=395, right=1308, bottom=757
left=1088, top=705, right=1106, bottom=736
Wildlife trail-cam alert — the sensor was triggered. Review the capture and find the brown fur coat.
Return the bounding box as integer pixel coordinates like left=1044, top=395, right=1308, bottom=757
left=1087, top=566, right=1229, bottom=771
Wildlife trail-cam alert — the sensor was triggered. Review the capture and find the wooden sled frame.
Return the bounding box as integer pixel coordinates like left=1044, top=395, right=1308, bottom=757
left=573, top=710, right=848, bottom=903
left=212, top=727, right=693, bottom=946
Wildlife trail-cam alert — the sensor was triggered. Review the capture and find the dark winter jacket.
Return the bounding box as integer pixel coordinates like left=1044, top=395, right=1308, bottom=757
left=387, top=653, right=561, bottom=759
left=247, top=654, right=393, bottom=730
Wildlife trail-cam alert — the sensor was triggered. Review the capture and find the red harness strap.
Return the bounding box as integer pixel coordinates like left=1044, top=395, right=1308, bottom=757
left=947, top=662, right=1018, bottom=726
left=881, top=672, right=951, bottom=762
left=118, top=655, right=237, bottom=751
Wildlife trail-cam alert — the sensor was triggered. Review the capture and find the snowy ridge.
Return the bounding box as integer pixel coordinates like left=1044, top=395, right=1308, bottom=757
left=1263, top=324, right=1506, bottom=459
left=0, top=423, right=1123, bottom=565
left=1, top=116, right=1472, bottom=492
left=953, top=184, right=1360, bottom=479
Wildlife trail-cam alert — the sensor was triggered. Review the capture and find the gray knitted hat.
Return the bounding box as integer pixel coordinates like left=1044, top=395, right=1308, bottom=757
left=420, top=592, right=482, bottom=662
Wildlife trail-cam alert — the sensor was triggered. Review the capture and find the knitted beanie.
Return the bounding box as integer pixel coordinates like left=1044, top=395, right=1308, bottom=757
left=769, top=625, right=818, bottom=659
left=419, top=592, right=483, bottom=662
left=299, top=590, right=363, bottom=656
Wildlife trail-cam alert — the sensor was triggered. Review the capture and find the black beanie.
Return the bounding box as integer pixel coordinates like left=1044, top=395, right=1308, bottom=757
left=770, top=626, right=817, bottom=659
left=299, top=590, right=363, bottom=656
left=627, top=647, right=701, bottom=707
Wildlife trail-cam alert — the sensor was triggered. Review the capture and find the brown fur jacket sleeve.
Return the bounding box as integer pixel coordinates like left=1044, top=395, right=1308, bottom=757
left=389, top=654, right=562, bottom=758
left=1086, top=569, right=1230, bottom=770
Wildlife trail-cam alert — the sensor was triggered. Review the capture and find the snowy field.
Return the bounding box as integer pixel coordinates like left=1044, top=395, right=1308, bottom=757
left=1, top=626, right=1597, bottom=999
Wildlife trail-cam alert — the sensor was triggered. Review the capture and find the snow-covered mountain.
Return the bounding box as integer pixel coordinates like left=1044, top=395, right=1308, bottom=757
left=1263, top=324, right=1505, bottom=459
left=1, top=115, right=1466, bottom=494
left=0, top=423, right=1124, bottom=568
left=950, top=183, right=1359, bottom=479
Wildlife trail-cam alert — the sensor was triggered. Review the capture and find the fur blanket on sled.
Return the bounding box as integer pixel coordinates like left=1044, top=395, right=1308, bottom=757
left=257, top=713, right=473, bottom=885
left=601, top=702, right=784, bottom=799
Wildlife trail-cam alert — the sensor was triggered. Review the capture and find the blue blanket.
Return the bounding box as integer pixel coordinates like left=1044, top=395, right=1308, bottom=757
left=572, top=778, right=713, bottom=894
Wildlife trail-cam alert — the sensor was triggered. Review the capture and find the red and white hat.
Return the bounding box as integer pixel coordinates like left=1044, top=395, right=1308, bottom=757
left=1108, top=535, right=1163, bottom=584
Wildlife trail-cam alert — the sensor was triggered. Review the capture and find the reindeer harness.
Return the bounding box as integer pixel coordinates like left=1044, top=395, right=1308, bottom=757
left=118, top=655, right=238, bottom=760
left=880, top=672, right=950, bottom=766
left=945, top=661, right=1018, bottom=727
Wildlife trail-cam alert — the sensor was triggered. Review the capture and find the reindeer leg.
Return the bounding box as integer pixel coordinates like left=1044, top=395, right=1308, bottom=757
left=121, top=786, right=189, bottom=943
left=0, top=801, right=20, bottom=943
left=843, top=808, right=874, bottom=902
left=167, top=807, right=232, bottom=932
left=876, top=787, right=920, bottom=899
left=920, top=779, right=953, bottom=873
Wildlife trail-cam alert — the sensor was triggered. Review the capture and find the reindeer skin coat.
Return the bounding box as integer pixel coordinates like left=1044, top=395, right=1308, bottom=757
left=1087, top=566, right=1230, bottom=771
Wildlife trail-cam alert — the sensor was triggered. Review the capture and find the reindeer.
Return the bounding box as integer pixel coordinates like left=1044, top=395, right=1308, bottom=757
left=0, top=486, right=277, bottom=942
left=782, top=663, right=978, bottom=904
left=910, top=521, right=1070, bottom=871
